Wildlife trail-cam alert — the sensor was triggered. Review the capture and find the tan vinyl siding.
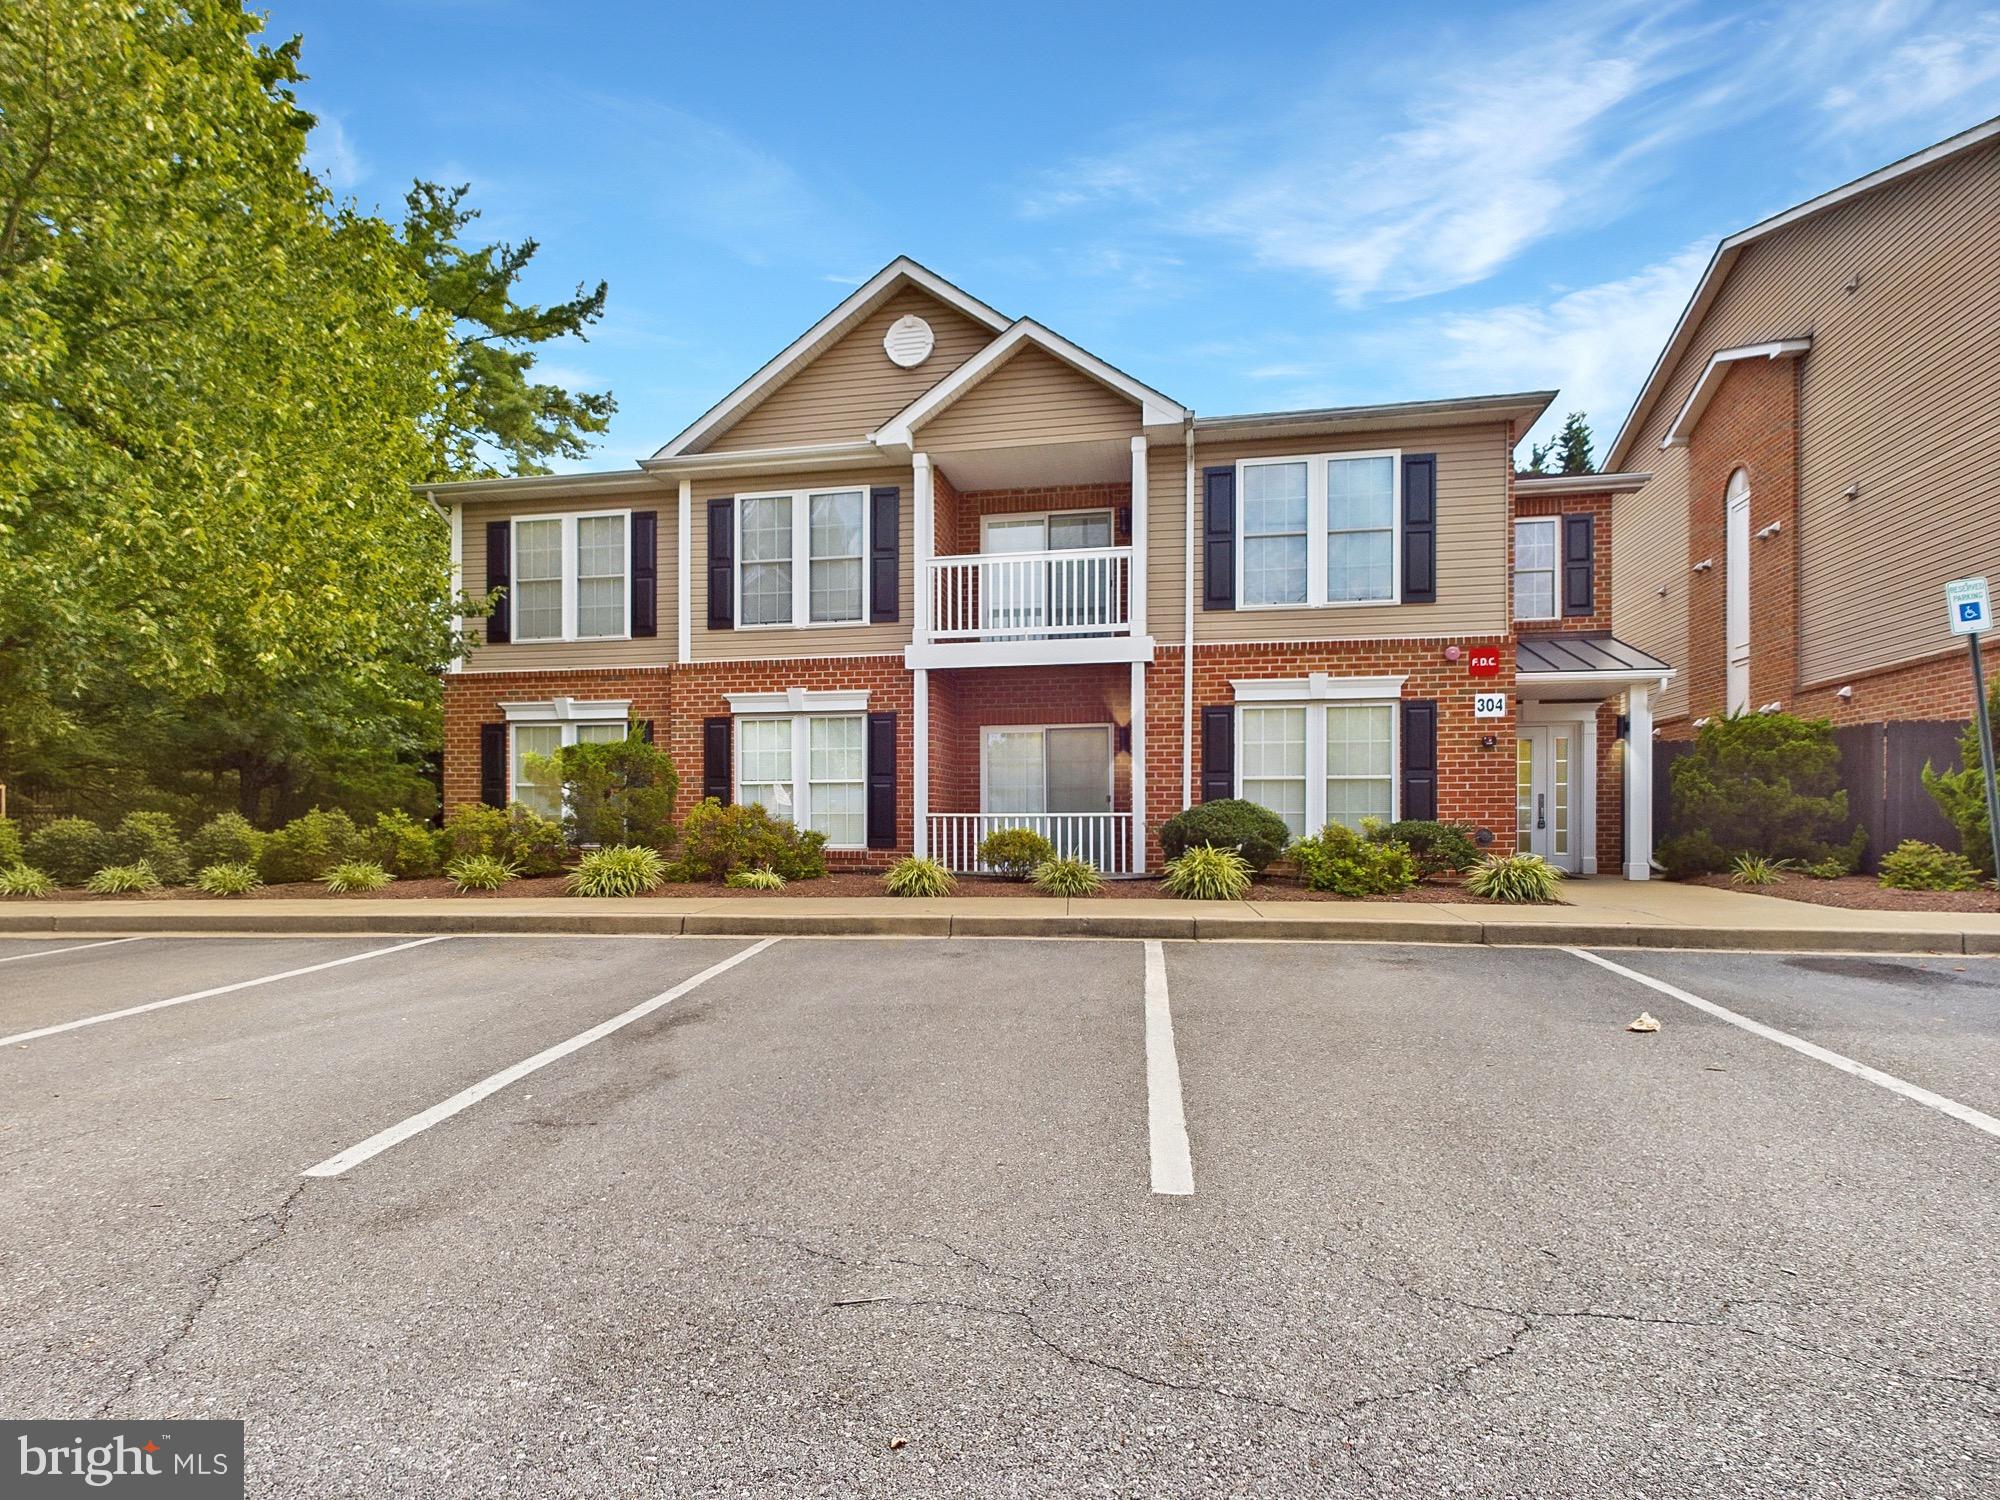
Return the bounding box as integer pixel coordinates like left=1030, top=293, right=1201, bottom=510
left=702, top=288, right=997, bottom=452
left=459, top=489, right=676, bottom=673
left=1620, top=138, right=2000, bottom=691
left=1146, top=441, right=1188, bottom=645
left=914, top=346, right=1140, bottom=450
left=1610, top=445, right=1691, bottom=720
left=1189, top=424, right=1512, bottom=642
left=690, top=465, right=914, bottom=661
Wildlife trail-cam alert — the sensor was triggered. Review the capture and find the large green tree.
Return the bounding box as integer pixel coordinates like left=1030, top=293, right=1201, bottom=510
left=0, top=1, right=466, bottom=817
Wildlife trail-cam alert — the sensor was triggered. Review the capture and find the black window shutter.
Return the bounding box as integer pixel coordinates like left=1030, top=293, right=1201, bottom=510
left=1202, top=466, right=1235, bottom=611
left=1200, top=705, right=1234, bottom=802
left=484, top=520, right=511, bottom=643
left=630, top=511, right=658, bottom=637
left=1562, top=514, right=1595, bottom=616
left=702, top=716, right=732, bottom=804
left=706, top=497, right=734, bottom=630
left=1401, top=700, right=1438, bottom=821
left=479, top=723, right=507, bottom=808
left=866, top=711, right=897, bottom=849
left=1401, top=453, right=1436, bottom=604
left=869, top=487, right=900, bottom=623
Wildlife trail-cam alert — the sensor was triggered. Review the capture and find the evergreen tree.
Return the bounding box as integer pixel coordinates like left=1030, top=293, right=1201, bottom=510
left=1551, top=411, right=1595, bottom=474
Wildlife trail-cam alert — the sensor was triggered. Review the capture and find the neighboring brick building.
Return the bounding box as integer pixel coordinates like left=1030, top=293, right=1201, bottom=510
left=433, top=257, right=1677, bottom=879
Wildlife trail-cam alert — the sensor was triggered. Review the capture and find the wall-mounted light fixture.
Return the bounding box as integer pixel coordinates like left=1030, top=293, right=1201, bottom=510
left=1693, top=558, right=1715, bottom=573
left=1692, top=716, right=1712, bottom=729
left=1755, top=520, right=1782, bottom=540
left=1836, top=685, right=1853, bottom=701
left=1844, top=482, right=1860, bottom=501
left=1759, top=701, right=1783, bottom=714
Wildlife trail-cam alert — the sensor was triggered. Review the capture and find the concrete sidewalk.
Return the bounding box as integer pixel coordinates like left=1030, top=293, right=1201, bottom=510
left=4, top=878, right=1999, bottom=953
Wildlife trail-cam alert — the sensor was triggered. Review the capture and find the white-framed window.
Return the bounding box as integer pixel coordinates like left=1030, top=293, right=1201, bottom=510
left=1513, top=517, right=1558, bottom=621
left=1236, top=451, right=1400, bottom=607
left=508, top=511, right=630, bottom=642
left=734, top=712, right=869, bottom=847
left=1233, top=681, right=1400, bottom=837
left=735, top=487, right=870, bottom=628
left=506, top=714, right=630, bottom=819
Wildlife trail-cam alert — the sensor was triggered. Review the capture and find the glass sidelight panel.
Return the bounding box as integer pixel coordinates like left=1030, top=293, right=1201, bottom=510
left=1553, top=733, right=1572, bottom=859
left=1516, top=737, right=1535, bottom=854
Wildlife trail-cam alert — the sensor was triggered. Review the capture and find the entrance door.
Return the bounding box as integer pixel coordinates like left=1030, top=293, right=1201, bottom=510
left=982, top=516, right=1047, bottom=636
left=982, top=511, right=1115, bottom=636
left=1515, top=724, right=1579, bottom=872
left=1726, top=469, right=1750, bottom=714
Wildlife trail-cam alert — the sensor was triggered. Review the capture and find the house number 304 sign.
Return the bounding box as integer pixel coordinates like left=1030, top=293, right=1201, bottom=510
left=1473, top=692, right=1508, bottom=719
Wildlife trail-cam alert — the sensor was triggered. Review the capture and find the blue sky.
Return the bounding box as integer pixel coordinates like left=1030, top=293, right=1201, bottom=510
left=270, top=0, right=2000, bottom=470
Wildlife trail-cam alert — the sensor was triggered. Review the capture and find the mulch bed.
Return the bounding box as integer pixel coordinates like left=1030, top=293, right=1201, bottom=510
left=1685, top=871, right=2000, bottom=913
left=49, top=870, right=1502, bottom=904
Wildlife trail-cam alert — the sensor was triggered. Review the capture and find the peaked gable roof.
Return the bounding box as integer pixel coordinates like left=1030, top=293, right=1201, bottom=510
left=655, top=256, right=1011, bottom=459
left=1605, top=113, right=2000, bottom=471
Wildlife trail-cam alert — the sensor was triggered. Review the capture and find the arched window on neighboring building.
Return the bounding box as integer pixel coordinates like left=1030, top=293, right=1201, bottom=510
left=1725, top=468, right=1751, bottom=715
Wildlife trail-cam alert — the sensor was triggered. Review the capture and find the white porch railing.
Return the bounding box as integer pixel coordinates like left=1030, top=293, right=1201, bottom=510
left=928, top=812, right=1136, bottom=876
left=926, top=547, right=1132, bottom=642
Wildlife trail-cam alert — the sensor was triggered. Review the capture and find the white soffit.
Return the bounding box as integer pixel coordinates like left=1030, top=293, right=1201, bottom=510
left=1659, top=340, right=1811, bottom=449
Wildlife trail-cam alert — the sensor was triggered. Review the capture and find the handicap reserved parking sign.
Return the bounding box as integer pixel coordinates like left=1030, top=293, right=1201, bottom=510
left=1946, top=576, right=1991, bottom=635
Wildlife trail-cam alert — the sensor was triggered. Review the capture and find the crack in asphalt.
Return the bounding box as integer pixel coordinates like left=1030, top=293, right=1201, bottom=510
left=92, top=1182, right=310, bottom=1417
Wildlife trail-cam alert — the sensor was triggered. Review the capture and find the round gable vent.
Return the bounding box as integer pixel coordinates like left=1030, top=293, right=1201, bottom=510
left=883, top=313, right=935, bottom=369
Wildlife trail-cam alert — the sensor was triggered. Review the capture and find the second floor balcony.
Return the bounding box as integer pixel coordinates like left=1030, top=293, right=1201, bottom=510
left=926, top=545, right=1134, bottom=643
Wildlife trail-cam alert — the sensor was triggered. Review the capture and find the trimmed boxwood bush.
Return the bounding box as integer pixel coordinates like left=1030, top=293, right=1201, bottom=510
left=367, top=810, right=441, bottom=879
left=1157, top=799, right=1292, bottom=873
left=978, top=827, right=1056, bottom=880
left=24, top=818, right=110, bottom=887
left=1877, top=840, right=1982, bottom=892
left=436, top=803, right=566, bottom=876
left=105, top=810, right=190, bottom=886
left=0, top=816, right=22, bottom=869
left=1365, top=819, right=1478, bottom=879
left=535, top=732, right=679, bottom=851
left=673, top=799, right=827, bottom=882
left=188, top=812, right=263, bottom=871
left=258, top=808, right=364, bottom=884
left=1293, top=823, right=1417, bottom=896
left=1659, top=711, right=1864, bottom=875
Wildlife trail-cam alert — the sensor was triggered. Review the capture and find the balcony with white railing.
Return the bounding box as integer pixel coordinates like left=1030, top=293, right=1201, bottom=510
left=927, top=811, right=1137, bottom=876
left=925, top=546, right=1133, bottom=645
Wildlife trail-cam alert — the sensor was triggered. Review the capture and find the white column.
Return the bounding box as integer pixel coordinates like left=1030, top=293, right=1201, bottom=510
left=1581, top=710, right=1599, bottom=876
left=676, top=478, right=692, bottom=665
left=912, top=667, right=930, bottom=860
left=1624, top=683, right=1654, bottom=881
left=1129, top=434, right=1148, bottom=637
left=913, top=452, right=934, bottom=645
left=446, top=497, right=464, bottom=673
left=1129, top=659, right=1147, bottom=875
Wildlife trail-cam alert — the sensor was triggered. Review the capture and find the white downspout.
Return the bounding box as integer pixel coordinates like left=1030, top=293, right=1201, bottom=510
left=676, top=478, right=692, bottom=665
left=1182, top=419, right=1196, bottom=809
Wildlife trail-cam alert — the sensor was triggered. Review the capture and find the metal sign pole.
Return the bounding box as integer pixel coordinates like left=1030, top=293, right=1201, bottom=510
left=1971, top=632, right=2000, bottom=886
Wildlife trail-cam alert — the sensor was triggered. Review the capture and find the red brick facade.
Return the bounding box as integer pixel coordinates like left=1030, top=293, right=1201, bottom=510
left=1512, top=489, right=1613, bottom=634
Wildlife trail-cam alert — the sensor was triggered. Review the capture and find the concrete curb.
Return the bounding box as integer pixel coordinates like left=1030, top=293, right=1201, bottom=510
left=0, top=906, right=1979, bottom=953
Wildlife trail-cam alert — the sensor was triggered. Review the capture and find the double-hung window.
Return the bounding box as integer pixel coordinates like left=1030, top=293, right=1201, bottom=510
left=1512, top=518, right=1558, bottom=621
left=509, top=511, right=630, bottom=642
left=736, top=487, right=869, bottom=627
left=507, top=713, right=630, bottom=819
left=735, top=712, right=868, bottom=847
left=1237, top=451, right=1399, bottom=607
left=1235, top=682, right=1400, bottom=838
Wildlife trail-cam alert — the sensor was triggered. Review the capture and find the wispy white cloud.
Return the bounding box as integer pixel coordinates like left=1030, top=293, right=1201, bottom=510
left=1820, top=12, right=2000, bottom=127
left=309, top=113, right=367, bottom=193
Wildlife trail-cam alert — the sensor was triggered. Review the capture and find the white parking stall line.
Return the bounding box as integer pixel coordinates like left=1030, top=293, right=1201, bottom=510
left=1144, top=940, right=1194, bottom=1196
left=304, top=937, right=780, bottom=1179
left=1568, top=947, right=2000, bottom=1142
left=0, top=937, right=451, bottom=1048
left=0, top=937, right=146, bottom=966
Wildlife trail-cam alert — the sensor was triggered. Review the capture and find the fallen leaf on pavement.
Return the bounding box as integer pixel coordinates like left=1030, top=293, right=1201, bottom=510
left=1628, top=1012, right=1661, bottom=1033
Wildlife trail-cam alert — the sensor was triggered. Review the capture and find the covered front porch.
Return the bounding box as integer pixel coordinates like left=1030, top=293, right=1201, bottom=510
left=1515, top=634, right=1675, bottom=881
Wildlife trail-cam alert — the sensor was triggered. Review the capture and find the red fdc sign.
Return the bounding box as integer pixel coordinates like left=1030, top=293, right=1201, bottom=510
left=1467, top=646, right=1501, bottom=678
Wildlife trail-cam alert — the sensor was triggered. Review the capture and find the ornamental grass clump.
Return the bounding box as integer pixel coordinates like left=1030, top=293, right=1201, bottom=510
left=0, top=865, right=55, bottom=898
left=86, top=861, right=161, bottom=895
left=883, top=857, right=955, bottom=897
left=1030, top=856, right=1104, bottom=897
left=567, top=844, right=667, bottom=898
left=1464, top=852, right=1564, bottom=903
left=322, top=860, right=393, bottom=894
left=1162, top=844, right=1252, bottom=901
left=195, top=862, right=262, bottom=896
left=445, top=854, right=518, bottom=893
left=725, top=867, right=787, bottom=890
left=1728, top=852, right=1784, bottom=887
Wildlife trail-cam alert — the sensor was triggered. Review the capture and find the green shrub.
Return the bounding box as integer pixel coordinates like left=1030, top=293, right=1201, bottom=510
left=1365, top=819, right=1479, bottom=879
left=24, top=818, right=110, bottom=886
left=1464, top=852, right=1564, bottom=903
left=367, top=810, right=441, bottom=879
left=1924, top=676, right=2000, bottom=872
left=188, top=812, right=263, bottom=870
left=437, top=803, right=565, bottom=876
left=673, top=799, right=828, bottom=882
left=725, top=867, right=787, bottom=890
left=1729, top=852, right=1785, bottom=886
left=103, top=810, right=190, bottom=886
left=446, top=853, right=518, bottom=893
left=438, top=803, right=511, bottom=862
left=1665, top=712, right=1862, bottom=872
left=0, top=865, right=54, bottom=898
left=258, top=808, right=364, bottom=884
left=567, top=844, right=667, bottom=897
left=323, top=860, right=393, bottom=894
left=86, top=861, right=161, bottom=894
left=1157, top=799, right=1292, bottom=873
left=0, top=816, right=21, bottom=869
left=1030, top=856, right=1103, bottom=896
left=531, top=731, right=679, bottom=851
left=1163, top=844, right=1252, bottom=900
left=195, top=862, right=262, bottom=896
left=883, top=856, right=956, bottom=897
left=1802, top=857, right=1847, bottom=879
left=978, top=827, right=1057, bottom=879
left=1877, top=840, right=1982, bottom=892
left=1294, top=823, right=1418, bottom=896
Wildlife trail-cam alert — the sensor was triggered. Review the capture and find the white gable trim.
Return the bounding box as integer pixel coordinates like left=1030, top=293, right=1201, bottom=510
left=870, top=319, right=1189, bottom=449
left=654, top=258, right=1010, bottom=460
left=500, top=697, right=632, bottom=723
left=1659, top=340, right=1811, bottom=449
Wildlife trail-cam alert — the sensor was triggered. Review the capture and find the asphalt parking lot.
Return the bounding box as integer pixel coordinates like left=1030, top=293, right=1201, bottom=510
left=2, top=934, right=1996, bottom=1497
